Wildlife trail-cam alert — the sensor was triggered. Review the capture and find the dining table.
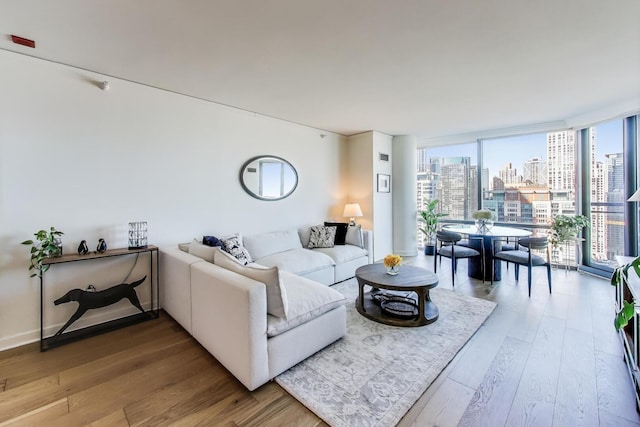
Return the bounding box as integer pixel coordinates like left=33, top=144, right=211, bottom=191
left=441, top=224, right=532, bottom=281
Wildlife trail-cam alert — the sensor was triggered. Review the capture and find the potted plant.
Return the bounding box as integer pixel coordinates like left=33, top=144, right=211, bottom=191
left=21, top=226, right=64, bottom=278
left=611, top=256, right=640, bottom=331
left=419, top=199, right=448, bottom=255
left=548, top=214, right=590, bottom=249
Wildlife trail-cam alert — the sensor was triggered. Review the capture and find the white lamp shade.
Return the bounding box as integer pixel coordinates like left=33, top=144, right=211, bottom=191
left=629, top=189, right=640, bottom=202
left=343, top=203, right=363, bottom=218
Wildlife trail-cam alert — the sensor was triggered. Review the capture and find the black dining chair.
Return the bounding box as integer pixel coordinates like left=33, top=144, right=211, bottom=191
left=493, top=236, right=525, bottom=270
left=434, top=230, right=485, bottom=287
left=491, top=236, right=551, bottom=297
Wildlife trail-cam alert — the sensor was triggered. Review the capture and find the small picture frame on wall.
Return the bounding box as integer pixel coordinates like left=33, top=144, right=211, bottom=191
left=377, top=174, right=390, bottom=193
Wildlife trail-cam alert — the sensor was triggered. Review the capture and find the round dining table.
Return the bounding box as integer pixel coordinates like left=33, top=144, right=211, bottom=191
left=441, top=224, right=532, bottom=281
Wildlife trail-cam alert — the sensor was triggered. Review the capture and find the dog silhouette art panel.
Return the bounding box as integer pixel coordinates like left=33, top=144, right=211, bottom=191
left=52, top=276, right=147, bottom=339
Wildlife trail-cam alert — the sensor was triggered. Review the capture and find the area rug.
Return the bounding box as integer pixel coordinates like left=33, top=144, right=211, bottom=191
left=275, top=279, right=496, bottom=427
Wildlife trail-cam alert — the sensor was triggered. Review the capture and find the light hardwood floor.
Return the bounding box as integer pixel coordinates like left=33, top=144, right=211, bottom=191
left=1, top=254, right=639, bottom=426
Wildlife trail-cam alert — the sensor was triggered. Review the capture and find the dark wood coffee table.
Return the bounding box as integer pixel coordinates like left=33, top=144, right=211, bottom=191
left=355, top=263, right=439, bottom=327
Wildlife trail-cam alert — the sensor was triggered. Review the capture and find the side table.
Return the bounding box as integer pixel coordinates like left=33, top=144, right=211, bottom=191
left=355, top=263, right=439, bottom=327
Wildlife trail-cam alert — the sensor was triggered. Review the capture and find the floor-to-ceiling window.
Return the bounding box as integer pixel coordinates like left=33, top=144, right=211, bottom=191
left=585, top=120, right=625, bottom=269
left=416, top=143, right=476, bottom=248
left=416, top=114, right=640, bottom=275
left=481, top=133, right=551, bottom=225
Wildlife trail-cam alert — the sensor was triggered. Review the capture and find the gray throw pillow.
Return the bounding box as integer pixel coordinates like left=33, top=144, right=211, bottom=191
left=213, top=248, right=288, bottom=319
left=188, top=239, right=216, bottom=262
left=308, top=225, right=337, bottom=249
left=345, top=224, right=364, bottom=248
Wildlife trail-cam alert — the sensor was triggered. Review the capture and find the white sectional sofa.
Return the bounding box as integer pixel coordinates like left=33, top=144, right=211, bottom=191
left=159, top=224, right=372, bottom=390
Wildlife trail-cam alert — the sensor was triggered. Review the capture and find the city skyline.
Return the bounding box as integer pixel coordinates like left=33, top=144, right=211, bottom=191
left=416, top=120, right=626, bottom=265
left=423, top=120, right=623, bottom=180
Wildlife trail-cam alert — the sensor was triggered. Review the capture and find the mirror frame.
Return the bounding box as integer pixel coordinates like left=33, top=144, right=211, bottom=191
left=239, top=155, right=299, bottom=201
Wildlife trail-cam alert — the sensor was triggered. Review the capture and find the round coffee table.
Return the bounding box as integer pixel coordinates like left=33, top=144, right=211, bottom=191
left=355, top=263, right=439, bottom=327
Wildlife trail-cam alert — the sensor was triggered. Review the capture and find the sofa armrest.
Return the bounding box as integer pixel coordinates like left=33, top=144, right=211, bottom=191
left=190, top=261, right=270, bottom=391
left=363, top=229, right=373, bottom=264
left=159, top=246, right=205, bottom=334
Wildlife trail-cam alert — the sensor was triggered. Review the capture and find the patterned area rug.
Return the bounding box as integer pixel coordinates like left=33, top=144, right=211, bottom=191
left=276, top=279, right=496, bottom=427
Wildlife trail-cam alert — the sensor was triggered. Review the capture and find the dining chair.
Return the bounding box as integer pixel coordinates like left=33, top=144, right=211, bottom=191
left=434, top=230, right=485, bottom=287
left=491, top=236, right=551, bottom=297
left=494, top=236, right=522, bottom=270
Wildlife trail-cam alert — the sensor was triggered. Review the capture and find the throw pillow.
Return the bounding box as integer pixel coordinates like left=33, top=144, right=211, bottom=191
left=324, top=221, right=349, bottom=245
left=345, top=224, right=364, bottom=248
left=220, top=234, right=253, bottom=265
left=188, top=239, right=216, bottom=262
left=308, top=225, right=337, bottom=249
left=213, top=248, right=288, bottom=319
left=202, top=235, right=223, bottom=247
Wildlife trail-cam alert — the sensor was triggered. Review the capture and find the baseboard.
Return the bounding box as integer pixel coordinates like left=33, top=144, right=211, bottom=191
left=0, top=301, right=155, bottom=352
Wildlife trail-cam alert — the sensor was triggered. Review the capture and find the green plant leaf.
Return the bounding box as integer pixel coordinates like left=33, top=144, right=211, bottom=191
left=615, top=300, right=635, bottom=331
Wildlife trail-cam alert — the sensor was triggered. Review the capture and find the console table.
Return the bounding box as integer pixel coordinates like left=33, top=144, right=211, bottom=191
left=40, top=246, right=159, bottom=351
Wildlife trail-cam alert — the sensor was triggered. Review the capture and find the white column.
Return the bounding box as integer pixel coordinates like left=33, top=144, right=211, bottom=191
left=392, top=135, right=417, bottom=256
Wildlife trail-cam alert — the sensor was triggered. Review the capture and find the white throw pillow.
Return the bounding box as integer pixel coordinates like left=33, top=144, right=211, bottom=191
left=345, top=224, right=364, bottom=248
left=213, top=248, right=288, bottom=319
left=188, top=239, right=215, bottom=262
left=220, top=234, right=253, bottom=265
left=308, top=225, right=337, bottom=249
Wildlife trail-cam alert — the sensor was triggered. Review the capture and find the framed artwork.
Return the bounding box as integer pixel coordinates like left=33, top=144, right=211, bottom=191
left=377, top=174, right=390, bottom=193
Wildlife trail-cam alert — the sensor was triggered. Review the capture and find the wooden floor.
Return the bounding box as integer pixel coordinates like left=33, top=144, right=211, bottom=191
left=1, top=254, right=639, bottom=426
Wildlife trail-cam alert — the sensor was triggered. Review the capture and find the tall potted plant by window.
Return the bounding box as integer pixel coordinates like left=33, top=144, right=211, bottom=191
left=548, top=214, right=590, bottom=249
left=419, top=199, right=448, bottom=255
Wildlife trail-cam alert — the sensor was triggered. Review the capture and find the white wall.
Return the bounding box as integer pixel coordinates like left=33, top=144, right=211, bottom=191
left=0, top=50, right=348, bottom=350
left=372, top=132, right=393, bottom=260
left=345, top=131, right=393, bottom=261
left=392, top=135, right=418, bottom=256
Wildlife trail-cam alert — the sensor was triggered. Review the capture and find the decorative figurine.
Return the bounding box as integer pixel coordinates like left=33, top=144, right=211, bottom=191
left=51, top=276, right=147, bottom=339
left=77, top=240, right=89, bottom=255
left=97, top=238, right=107, bottom=253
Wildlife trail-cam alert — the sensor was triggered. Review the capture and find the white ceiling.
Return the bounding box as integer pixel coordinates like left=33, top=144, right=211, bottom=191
left=1, top=0, right=639, bottom=143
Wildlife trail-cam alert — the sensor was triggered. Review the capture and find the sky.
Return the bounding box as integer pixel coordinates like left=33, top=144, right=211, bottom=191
left=426, top=119, right=624, bottom=179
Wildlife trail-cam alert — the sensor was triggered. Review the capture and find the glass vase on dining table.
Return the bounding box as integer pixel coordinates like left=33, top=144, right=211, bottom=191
left=475, top=219, right=494, bottom=233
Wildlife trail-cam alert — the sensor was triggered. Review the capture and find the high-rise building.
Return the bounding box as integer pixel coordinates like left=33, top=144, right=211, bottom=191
left=547, top=131, right=576, bottom=193
left=605, top=153, right=625, bottom=260
left=417, top=148, right=429, bottom=173
left=592, top=161, right=607, bottom=261
left=523, top=157, right=547, bottom=185
left=498, top=163, right=521, bottom=186
left=437, top=157, right=471, bottom=219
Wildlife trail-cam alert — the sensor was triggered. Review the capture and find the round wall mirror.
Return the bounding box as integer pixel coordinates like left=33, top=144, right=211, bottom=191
left=240, top=155, right=298, bottom=201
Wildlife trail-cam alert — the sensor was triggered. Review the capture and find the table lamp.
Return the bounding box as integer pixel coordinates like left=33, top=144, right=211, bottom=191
left=343, top=203, right=363, bottom=226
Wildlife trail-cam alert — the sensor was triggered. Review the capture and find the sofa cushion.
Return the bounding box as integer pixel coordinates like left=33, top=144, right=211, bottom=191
left=308, top=225, right=337, bottom=249
left=345, top=224, right=364, bottom=248
left=311, top=245, right=368, bottom=264
left=188, top=239, right=216, bottom=262
left=220, top=234, right=253, bottom=265
left=266, top=272, right=345, bottom=337
left=324, top=222, right=349, bottom=245
left=255, top=248, right=335, bottom=276
left=298, top=226, right=312, bottom=248
left=213, top=248, right=288, bottom=319
left=243, top=229, right=303, bottom=260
